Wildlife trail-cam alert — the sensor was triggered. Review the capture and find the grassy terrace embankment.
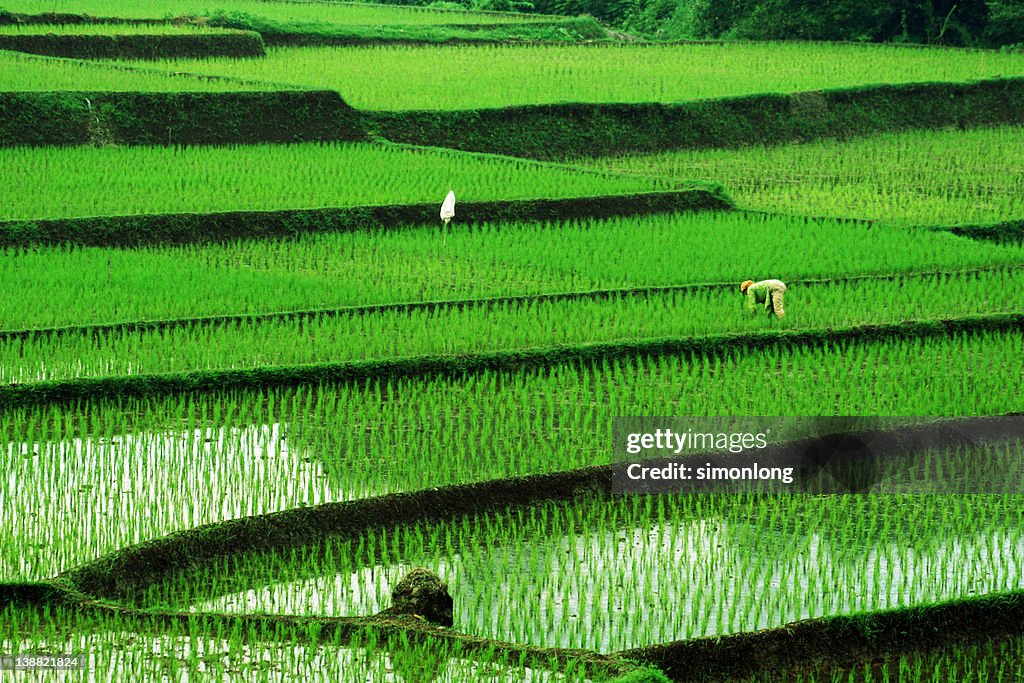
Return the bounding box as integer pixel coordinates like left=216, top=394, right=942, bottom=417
left=0, top=24, right=265, bottom=59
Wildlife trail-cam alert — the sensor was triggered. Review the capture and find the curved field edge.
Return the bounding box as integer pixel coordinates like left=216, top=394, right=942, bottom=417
left=2, top=77, right=1023, bottom=154
left=2, top=196, right=1019, bottom=249
left=0, top=188, right=729, bottom=247
left=5, top=263, right=1017, bottom=342
left=1, top=313, right=1021, bottom=409
left=2, top=417, right=1022, bottom=682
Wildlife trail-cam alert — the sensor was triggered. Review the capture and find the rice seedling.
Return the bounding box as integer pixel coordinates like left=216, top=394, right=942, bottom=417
left=585, top=125, right=1024, bottom=226
left=3, top=212, right=1021, bottom=329
left=131, top=486, right=1024, bottom=652
left=3, top=268, right=1021, bottom=383
left=2, top=327, right=1021, bottom=581
left=116, top=43, right=1024, bottom=110
left=0, top=142, right=673, bottom=222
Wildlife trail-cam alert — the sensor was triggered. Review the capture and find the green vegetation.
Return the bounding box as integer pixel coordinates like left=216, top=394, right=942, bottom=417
left=123, top=43, right=1024, bottom=109
left=2, top=15, right=1022, bottom=679
left=202, top=11, right=610, bottom=45
left=4, top=268, right=1021, bottom=383
left=621, top=0, right=1001, bottom=47
left=4, top=212, right=1022, bottom=328
left=3, top=328, right=1021, bottom=580
left=0, top=142, right=672, bottom=221
left=586, top=125, right=1024, bottom=226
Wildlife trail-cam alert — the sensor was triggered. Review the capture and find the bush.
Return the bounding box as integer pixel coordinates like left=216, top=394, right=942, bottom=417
left=984, top=0, right=1024, bottom=45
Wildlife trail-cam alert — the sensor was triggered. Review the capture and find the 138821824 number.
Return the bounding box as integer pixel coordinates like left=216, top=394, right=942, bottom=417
left=0, top=654, right=87, bottom=670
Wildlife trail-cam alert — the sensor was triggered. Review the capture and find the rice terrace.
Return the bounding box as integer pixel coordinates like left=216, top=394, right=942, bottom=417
left=1, top=0, right=1023, bottom=679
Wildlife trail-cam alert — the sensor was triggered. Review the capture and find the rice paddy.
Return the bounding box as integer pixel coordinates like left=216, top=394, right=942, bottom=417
left=1, top=606, right=583, bottom=682
left=3, top=328, right=1022, bottom=581
left=0, top=24, right=244, bottom=35
left=3, top=9, right=1023, bottom=681
left=118, top=43, right=1024, bottom=109
left=0, top=142, right=673, bottom=221
left=3, top=267, right=1022, bottom=383
left=136, top=491, right=1024, bottom=650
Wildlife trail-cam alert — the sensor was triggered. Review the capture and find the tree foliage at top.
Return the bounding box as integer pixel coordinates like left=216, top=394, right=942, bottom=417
left=622, top=0, right=1004, bottom=45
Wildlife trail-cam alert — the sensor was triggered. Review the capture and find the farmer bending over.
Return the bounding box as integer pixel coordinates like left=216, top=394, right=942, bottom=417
left=741, top=279, right=787, bottom=318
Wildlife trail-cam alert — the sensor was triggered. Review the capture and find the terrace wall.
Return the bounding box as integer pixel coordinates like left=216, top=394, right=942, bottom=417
left=5, top=77, right=1023, bottom=155
left=0, top=90, right=366, bottom=147
left=0, top=31, right=265, bottom=60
